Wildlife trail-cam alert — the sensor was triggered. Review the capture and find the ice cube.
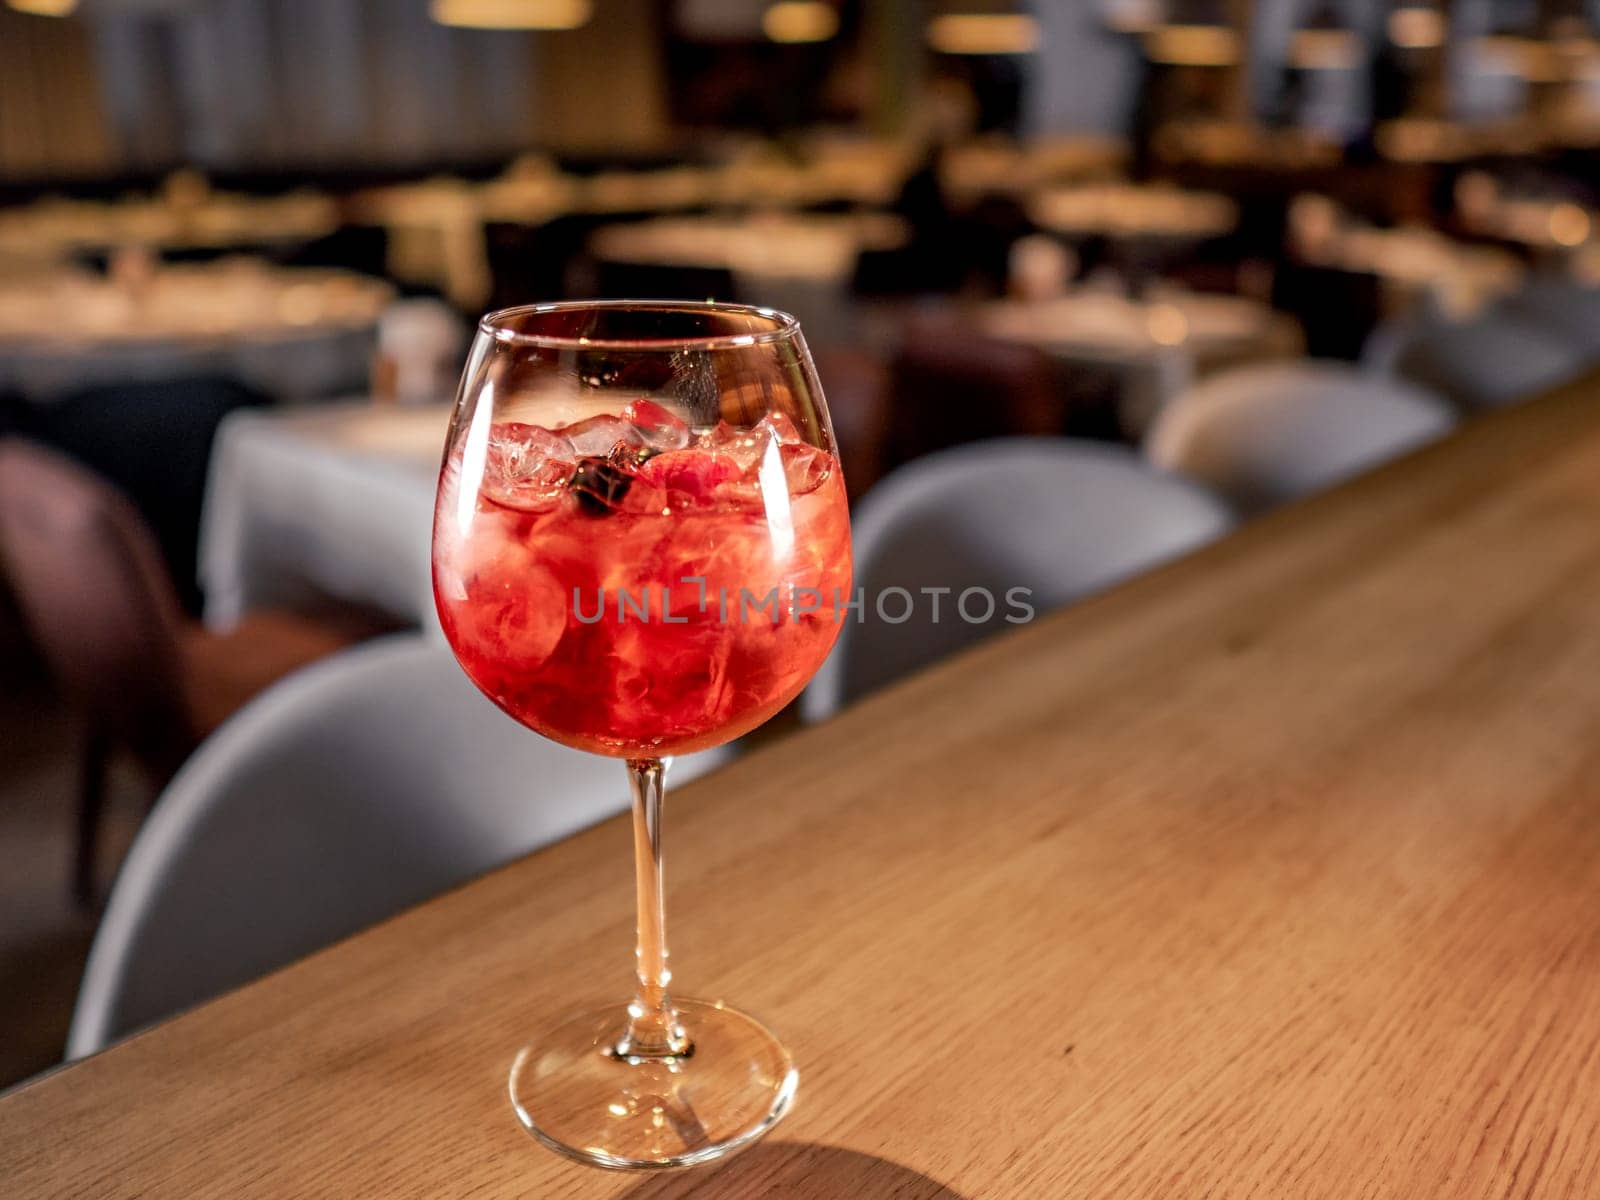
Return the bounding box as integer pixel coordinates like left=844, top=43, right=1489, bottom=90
left=697, top=422, right=777, bottom=508
left=623, top=398, right=692, bottom=453
left=778, top=442, right=834, bottom=496
left=702, top=421, right=769, bottom=476
left=561, top=413, right=645, bottom=459
left=482, top=423, right=575, bottom=511
left=762, top=411, right=806, bottom=445
left=450, top=521, right=567, bottom=673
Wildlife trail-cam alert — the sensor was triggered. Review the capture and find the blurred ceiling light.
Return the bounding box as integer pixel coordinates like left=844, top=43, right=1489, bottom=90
left=1143, top=24, right=1238, bottom=66
left=430, top=0, right=591, bottom=30
left=1289, top=28, right=1362, bottom=70
left=927, top=13, right=1041, bottom=55
left=1388, top=6, right=1445, bottom=49
left=762, top=1, right=837, bottom=43
left=6, top=0, right=78, bottom=14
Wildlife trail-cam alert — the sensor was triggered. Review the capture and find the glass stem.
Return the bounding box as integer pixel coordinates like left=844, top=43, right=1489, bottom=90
left=615, top=758, right=690, bottom=1060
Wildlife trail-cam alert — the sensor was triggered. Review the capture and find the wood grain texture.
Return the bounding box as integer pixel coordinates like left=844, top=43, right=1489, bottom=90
left=9, top=377, right=1600, bottom=1198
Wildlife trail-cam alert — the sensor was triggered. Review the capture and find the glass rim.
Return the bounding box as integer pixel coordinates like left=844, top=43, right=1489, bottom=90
left=477, top=299, right=803, bottom=352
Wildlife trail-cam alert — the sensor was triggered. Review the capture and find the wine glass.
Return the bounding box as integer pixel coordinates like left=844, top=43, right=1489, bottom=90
left=431, top=301, right=852, bottom=1169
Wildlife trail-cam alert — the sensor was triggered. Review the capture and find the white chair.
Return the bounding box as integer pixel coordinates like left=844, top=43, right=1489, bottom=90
left=1370, top=306, right=1588, bottom=412
left=801, top=438, right=1233, bottom=721
left=1500, top=275, right=1600, bottom=361
left=68, top=634, right=728, bottom=1057
left=375, top=298, right=468, bottom=405
left=1145, top=361, right=1455, bottom=515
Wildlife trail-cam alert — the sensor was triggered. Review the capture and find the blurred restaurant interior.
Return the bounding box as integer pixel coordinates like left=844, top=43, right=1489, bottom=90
left=5, top=0, right=1600, bottom=1187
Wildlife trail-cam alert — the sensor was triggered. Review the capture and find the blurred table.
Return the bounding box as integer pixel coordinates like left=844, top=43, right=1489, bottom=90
left=592, top=212, right=910, bottom=346
left=707, top=142, right=911, bottom=209
left=1375, top=118, right=1497, bottom=165
left=0, top=259, right=393, bottom=404
left=1288, top=196, right=1527, bottom=320
left=1378, top=116, right=1600, bottom=165
left=351, top=148, right=917, bottom=309
left=590, top=212, right=910, bottom=279
left=1027, top=182, right=1238, bottom=243
left=350, top=177, right=497, bottom=310
left=977, top=287, right=1303, bottom=436
left=199, top=403, right=449, bottom=633
left=940, top=135, right=1129, bottom=202
left=0, top=188, right=339, bottom=261
left=1150, top=120, right=1345, bottom=170
left=10, top=374, right=1600, bottom=1195
left=1326, top=228, right=1523, bottom=316
left=1453, top=170, right=1597, bottom=259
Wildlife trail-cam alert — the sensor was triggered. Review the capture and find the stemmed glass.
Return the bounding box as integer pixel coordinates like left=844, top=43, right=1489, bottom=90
left=431, top=301, right=851, bottom=1169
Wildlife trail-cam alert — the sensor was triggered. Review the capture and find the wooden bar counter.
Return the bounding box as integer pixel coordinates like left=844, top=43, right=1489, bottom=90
left=8, top=376, right=1600, bottom=1197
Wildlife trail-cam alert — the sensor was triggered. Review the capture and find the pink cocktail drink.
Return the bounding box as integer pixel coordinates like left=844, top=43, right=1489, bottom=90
left=434, top=400, right=851, bottom=757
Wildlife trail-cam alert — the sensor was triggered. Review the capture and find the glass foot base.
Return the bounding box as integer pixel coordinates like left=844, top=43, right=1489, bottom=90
left=509, top=998, right=797, bottom=1170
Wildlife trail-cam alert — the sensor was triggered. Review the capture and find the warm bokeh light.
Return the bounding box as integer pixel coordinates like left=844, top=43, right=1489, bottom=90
left=1143, top=24, right=1240, bottom=66
left=927, top=13, right=1041, bottom=56
left=1289, top=29, right=1363, bottom=71
left=430, top=0, right=592, bottom=30
left=1102, top=0, right=1162, bottom=35
left=762, top=1, right=838, bottom=43
left=1387, top=6, right=1445, bottom=49
left=1549, top=203, right=1592, bottom=248
left=5, top=0, right=78, bottom=15
left=1146, top=304, right=1189, bottom=346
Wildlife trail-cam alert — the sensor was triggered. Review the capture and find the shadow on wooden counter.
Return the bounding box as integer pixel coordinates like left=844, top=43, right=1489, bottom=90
left=615, top=1142, right=969, bottom=1198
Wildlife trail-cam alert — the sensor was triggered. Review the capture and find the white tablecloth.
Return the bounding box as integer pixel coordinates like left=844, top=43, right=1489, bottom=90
left=1026, top=183, right=1238, bottom=242
left=590, top=213, right=909, bottom=347
left=0, top=188, right=339, bottom=258
left=590, top=212, right=909, bottom=279
left=199, top=403, right=451, bottom=633
left=978, top=288, right=1303, bottom=437
left=1288, top=196, right=1526, bottom=319
left=0, top=261, right=393, bottom=404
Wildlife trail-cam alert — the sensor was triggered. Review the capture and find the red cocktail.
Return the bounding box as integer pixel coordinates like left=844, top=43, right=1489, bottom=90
left=434, top=400, right=851, bottom=756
